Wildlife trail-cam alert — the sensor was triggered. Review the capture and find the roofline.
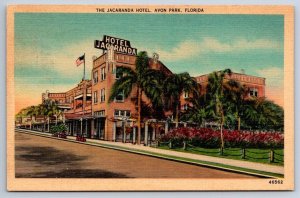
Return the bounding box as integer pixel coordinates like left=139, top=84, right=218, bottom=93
left=195, top=71, right=266, bottom=80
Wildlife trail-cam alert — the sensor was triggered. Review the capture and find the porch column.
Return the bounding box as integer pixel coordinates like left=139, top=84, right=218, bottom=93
left=85, top=119, right=88, bottom=137
left=133, top=127, right=136, bottom=144
left=63, top=113, right=65, bottom=124
left=91, top=119, right=95, bottom=138
left=113, top=122, right=116, bottom=141
left=98, top=119, right=101, bottom=139
left=165, top=122, right=169, bottom=134
left=72, top=121, right=75, bottom=136
left=123, top=121, right=126, bottom=143
left=80, top=118, right=83, bottom=135
left=144, top=121, right=149, bottom=146
left=152, top=127, right=156, bottom=141
left=67, top=123, right=69, bottom=134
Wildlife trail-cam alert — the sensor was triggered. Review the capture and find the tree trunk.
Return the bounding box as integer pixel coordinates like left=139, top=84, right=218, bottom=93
left=175, top=103, right=179, bottom=128
left=220, top=113, right=224, bottom=149
left=137, top=88, right=142, bottom=145
left=43, top=116, right=46, bottom=132
left=237, top=116, right=241, bottom=131
left=30, top=116, right=33, bottom=130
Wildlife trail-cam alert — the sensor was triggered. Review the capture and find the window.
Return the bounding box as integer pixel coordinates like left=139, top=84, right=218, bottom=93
left=183, top=91, right=189, bottom=99
left=93, top=91, right=98, bottom=103
left=249, top=88, right=258, bottom=97
left=115, top=67, right=123, bottom=79
left=68, top=97, right=73, bottom=103
left=111, top=64, right=116, bottom=74
left=183, top=104, right=188, bottom=110
left=100, top=67, right=106, bottom=81
left=93, top=71, right=98, bottom=84
left=114, top=110, right=131, bottom=118
left=100, top=88, right=105, bottom=102
left=94, top=110, right=105, bottom=117
left=115, top=91, right=124, bottom=102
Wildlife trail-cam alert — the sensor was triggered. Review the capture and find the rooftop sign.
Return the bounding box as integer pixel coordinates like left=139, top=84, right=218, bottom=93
left=94, top=35, right=137, bottom=56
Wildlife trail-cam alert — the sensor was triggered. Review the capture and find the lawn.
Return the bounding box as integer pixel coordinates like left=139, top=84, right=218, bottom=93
left=157, top=143, right=284, bottom=166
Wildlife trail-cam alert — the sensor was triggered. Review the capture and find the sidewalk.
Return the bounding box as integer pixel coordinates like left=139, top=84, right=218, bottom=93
left=15, top=128, right=284, bottom=177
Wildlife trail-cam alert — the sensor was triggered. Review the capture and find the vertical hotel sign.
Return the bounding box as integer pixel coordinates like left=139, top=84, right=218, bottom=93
left=94, top=35, right=138, bottom=55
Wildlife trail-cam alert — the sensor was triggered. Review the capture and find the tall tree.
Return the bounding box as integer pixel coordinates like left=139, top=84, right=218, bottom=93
left=181, top=94, right=207, bottom=127
left=223, top=79, right=248, bottom=130
left=25, top=105, right=38, bottom=129
left=109, top=51, right=164, bottom=144
left=163, top=72, right=200, bottom=128
left=242, top=97, right=284, bottom=131
left=206, top=69, right=232, bottom=149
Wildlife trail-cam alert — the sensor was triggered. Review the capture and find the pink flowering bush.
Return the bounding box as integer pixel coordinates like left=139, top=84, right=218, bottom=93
left=158, top=127, right=284, bottom=149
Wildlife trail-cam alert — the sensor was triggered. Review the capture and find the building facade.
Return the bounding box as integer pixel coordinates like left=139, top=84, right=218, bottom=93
left=91, top=49, right=172, bottom=142
left=179, top=72, right=266, bottom=112
left=42, top=80, right=93, bottom=137
left=32, top=35, right=266, bottom=144
left=40, top=60, right=266, bottom=144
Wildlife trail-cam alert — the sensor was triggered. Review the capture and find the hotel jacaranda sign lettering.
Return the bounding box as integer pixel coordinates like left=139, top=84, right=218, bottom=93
left=94, top=35, right=137, bottom=55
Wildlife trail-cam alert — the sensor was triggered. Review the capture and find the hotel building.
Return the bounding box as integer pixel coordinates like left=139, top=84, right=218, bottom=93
left=34, top=36, right=266, bottom=144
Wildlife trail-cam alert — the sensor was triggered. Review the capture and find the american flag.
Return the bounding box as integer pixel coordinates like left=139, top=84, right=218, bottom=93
left=76, top=54, right=85, bottom=66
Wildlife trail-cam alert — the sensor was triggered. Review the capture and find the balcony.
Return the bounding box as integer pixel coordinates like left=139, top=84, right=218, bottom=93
left=75, top=90, right=83, bottom=100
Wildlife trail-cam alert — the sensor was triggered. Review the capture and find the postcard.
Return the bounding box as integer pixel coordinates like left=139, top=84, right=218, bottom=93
left=6, top=5, right=294, bottom=191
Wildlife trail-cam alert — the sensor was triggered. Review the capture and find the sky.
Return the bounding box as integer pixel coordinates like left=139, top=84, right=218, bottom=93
left=14, top=13, right=284, bottom=113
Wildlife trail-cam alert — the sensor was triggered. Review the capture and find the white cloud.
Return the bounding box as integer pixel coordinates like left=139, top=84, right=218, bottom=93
left=155, top=37, right=281, bottom=62
left=256, top=67, right=284, bottom=106
left=256, top=67, right=283, bottom=88
left=15, top=38, right=102, bottom=78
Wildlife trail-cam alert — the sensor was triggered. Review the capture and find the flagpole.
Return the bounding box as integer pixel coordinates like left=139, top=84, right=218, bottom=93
left=83, top=53, right=86, bottom=80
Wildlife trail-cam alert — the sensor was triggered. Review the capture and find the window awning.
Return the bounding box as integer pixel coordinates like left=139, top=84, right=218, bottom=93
left=74, top=94, right=83, bottom=100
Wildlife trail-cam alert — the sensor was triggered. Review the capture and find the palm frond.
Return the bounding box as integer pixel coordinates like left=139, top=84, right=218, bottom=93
left=109, top=75, right=137, bottom=102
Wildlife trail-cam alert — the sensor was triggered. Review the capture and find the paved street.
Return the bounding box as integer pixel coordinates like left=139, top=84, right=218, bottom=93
left=15, top=132, right=257, bottom=178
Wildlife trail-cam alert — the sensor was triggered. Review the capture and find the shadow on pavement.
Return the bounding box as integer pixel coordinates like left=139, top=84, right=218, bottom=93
left=15, top=169, right=131, bottom=178
left=15, top=146, right=87, bottom=166
left=15, top=145, right=131, bottom=178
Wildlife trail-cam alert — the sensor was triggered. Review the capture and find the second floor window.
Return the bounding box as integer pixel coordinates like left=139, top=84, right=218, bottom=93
left=93, top=71, right=98, bottom=84
left=114, top=110, right=131, bottom=118
left=101, top=67, right=106, bottom=81
left=100, top=88, right=105, bottom=102
left=94, top=91, right=98, bottom=103
left=94, top=110, right=105, bottom=117
left=183, top=91, right=189, bottom=99
left=249, top=88, right=258, bottom=97
left=115, top=67, right=123, bottom=79
left=115, top=91, right=124, bottom=102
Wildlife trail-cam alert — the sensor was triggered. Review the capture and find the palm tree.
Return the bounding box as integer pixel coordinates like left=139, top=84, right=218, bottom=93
left=47, top=100, right=61, bottom=125
left=15, top=108, right=27, bottom=126
left=206, top=69, right=232, bottom=149
left=35, top=103, right=48, bottom=131
left=243, top=97, right=284, bottom=131
left=109, top=51, right=164, bottom=144
left=181, top=94, right=207, bottom=127
left=163, top=72, right=200, bottom=128
left=43, top=99, right=61, bottom=131
left=223, top=79, right=248, bottom=130
left=25, top=105, right=39, bottom=130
